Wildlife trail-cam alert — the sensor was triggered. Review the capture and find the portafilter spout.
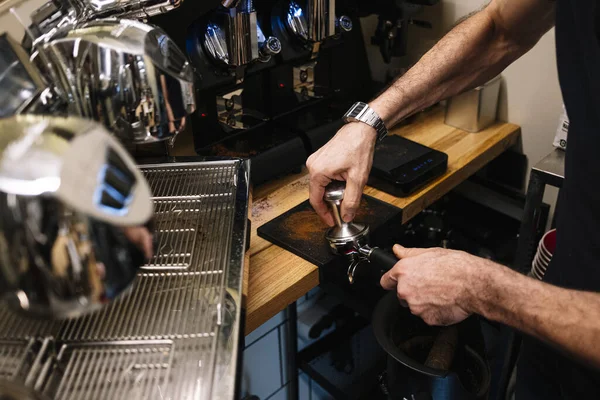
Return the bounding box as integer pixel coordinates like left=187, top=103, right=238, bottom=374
left=324, top=181, right=398, bottom=284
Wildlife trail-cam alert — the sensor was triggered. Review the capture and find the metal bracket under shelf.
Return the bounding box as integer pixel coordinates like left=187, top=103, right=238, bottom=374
left=514, top=149, right=565, bottom=274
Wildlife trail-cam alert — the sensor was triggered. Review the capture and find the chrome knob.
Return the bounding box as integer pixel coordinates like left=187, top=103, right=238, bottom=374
left=338, top=15, right=353, bottom=32
left=257, top=22, right=282, bottom=62
left=262, top=36, right=282, bottom=56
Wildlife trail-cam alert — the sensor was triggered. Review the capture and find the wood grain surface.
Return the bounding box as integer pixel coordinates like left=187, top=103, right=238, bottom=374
left=244, top=106, right=520, bottom=334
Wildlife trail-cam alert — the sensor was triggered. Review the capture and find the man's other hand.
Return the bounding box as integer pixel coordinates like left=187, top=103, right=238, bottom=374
left=380, top=244, right=489, bottom=326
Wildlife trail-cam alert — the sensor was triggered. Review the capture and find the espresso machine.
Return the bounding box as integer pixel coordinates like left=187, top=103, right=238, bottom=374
left=149, top=0, right=372, bottom=183
left=149, top=0, right=439, bottom=183
left=0, top=2, right=250, bottom=399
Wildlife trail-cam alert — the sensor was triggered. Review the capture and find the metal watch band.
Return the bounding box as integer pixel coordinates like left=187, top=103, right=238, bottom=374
left=343, top=102, right=388, bottom=141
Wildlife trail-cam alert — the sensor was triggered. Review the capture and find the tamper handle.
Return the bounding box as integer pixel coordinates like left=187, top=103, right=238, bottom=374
left=324, top=180, right=346, bottom=228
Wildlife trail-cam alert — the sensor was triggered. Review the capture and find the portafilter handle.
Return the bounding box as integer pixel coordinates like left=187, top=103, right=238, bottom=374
left=344, top=245, right=399, bottom=285
left=324, top=180, right=346, bottom=228
left=359, top=246, right=399, bottom=272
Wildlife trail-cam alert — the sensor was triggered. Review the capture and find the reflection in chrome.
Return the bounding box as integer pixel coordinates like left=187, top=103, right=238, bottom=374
left=44, top=19, right=195, bottom=145
left=286, top=0, right=350, bottom=43
left=286, top=1, right=309, bottom=42
left=203, top=17, right=281, bottom=66
left=72, top=0, right=183, bottom=20
left=204, top=22, right=229, bottom=65
left=225, top=1, right=259, bottom=67
left=0, top=116, right=153, bottom=319
left=221, top=0, right=241, bottom=7
left=0, top=34, right=46, bottom=117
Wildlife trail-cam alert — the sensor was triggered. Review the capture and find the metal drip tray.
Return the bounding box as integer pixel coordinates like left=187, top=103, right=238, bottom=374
left=57, top=275, right=222, bottom=340
left=41, top=341, right=175, bottom=400
left=0, top=309, right=61, bottom=340
left=0, top=159, right=250, bottom=400
left=0, top=339, right=41, bottom=383
left=142, top=165, right=237, bottom=199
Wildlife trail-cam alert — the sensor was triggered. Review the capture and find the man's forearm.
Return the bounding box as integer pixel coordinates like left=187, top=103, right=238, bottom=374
left=473, top=264, right=600, bottom=369
left=370, top=0, right=555, bottom=128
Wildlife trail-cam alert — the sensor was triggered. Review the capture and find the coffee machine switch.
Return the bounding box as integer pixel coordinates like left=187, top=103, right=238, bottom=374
left=257, top=23, right=282, bottom=62
left=263, top=37, right=282, bottom=55
left=337, top=15, right=353, bottom=33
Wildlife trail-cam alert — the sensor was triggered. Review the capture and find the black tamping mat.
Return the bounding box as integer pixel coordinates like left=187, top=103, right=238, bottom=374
left=257, top=195, right=403, bottom=268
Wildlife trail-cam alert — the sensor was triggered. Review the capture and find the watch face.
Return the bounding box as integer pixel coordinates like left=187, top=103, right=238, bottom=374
left=343, top=103, right=387, bottom=140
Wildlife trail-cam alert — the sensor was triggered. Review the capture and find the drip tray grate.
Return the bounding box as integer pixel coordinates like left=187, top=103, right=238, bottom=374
left=0, top=159, right=249, bottom=400
left=141, top=166, right=237, bottom=272
left=57, top=274, right=222, bottom=341
left=42, top=341, right=175, bottom=400
left=0, top=339, right=42, bottom=383
left=142, top=166, right=236, bottom=199
left=0, top=308, right=61, bottom=340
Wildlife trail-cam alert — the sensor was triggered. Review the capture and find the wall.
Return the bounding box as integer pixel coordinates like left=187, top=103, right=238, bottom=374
left=363, top=0, right=563, bottom=209
left=426, top=1, right=562, bottom=204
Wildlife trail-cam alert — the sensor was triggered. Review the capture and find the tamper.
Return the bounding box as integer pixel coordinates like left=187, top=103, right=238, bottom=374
left=324, top=181, right=399, bottom=284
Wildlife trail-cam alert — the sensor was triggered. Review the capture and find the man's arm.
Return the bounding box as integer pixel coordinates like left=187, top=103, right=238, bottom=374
left=307, top=0, right=556, bottom=226
left=370, top=0, right=556, bottom=126
left=380, top=245, right=600, bottom=369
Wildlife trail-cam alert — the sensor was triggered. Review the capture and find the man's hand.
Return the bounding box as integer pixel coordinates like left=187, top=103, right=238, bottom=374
left=380, top=244, right=488, bottom=326
left=306, top=122, right=377, bottom=226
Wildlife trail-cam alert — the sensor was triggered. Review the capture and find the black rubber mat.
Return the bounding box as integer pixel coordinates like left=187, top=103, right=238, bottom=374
left=257, top=195, right=402, bottom=267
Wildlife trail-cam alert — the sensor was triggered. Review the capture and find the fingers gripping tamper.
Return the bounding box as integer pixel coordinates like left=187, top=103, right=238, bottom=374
left=323, top=181, right=398, bottom=284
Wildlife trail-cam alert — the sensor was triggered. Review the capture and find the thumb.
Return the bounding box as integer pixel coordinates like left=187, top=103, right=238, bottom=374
left=392, top=244, right=430, bottom=259
left=380, top=269, right=397, bottom=291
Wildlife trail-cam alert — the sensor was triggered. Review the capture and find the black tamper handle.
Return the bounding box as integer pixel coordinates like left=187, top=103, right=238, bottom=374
left=369, top=247, right=399, bottom=272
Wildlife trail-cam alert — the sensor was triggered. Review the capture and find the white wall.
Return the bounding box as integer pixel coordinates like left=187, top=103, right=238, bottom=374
left=363, top=0, right=562, bottom=207
left=420, top=0, right=562, bottom=170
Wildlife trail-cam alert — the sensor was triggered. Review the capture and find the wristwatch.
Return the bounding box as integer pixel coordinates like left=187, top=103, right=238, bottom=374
left=343, top=102, right=388, bottom=141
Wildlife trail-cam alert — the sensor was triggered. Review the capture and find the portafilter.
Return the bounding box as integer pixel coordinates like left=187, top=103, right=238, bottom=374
left=324, top=181, right=398, bottom=284
left=43, top=18, right=196, bottom=145
left=0, top=115, right=154, bottom=319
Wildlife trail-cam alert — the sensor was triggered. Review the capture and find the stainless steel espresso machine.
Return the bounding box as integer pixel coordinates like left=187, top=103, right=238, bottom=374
left=150, top=0, right=437, bottom=184
left=0, top=1, right=249, bottom=399
left=151, top=0, right=370, bottom=183
left=0, top=0, right=440, bottom=397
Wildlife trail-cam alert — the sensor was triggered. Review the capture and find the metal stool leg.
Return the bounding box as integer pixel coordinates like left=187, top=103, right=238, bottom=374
left=515, top=171, right=546, bottom=274
left=286, top=302, right=299, bottom=400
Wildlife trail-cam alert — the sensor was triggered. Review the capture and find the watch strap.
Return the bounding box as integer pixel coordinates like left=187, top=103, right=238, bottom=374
left=343, top=102, right=388, bottom=141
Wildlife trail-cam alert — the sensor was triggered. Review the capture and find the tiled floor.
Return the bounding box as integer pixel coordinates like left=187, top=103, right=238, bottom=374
left=241, top=288, right=334, bottom=400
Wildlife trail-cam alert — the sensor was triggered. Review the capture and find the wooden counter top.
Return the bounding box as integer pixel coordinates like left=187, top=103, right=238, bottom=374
left=242, top=106, right=520, bottom=334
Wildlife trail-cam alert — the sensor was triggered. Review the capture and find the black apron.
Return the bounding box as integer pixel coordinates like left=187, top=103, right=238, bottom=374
left=516, top=0, right=600, bottom=398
